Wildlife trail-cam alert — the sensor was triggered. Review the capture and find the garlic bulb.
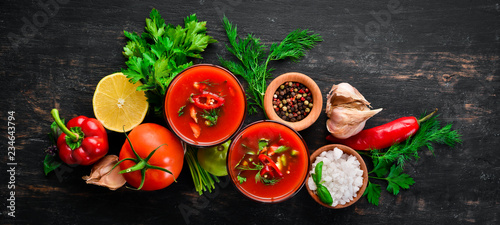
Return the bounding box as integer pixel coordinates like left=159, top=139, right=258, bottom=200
left=82, top=155, right=126, bottom=190
left=326, top=83, right=382, bottom=139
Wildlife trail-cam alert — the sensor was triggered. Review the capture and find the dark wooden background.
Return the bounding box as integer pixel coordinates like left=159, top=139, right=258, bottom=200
left=1, top=0, right=499, bottom=224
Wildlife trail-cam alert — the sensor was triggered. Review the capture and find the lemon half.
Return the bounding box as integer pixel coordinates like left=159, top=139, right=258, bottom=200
left=92, top=72, right=148, bottom=132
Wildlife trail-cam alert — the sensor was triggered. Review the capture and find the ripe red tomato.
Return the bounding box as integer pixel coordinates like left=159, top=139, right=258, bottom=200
left=119, top=123, right=184, bottom=191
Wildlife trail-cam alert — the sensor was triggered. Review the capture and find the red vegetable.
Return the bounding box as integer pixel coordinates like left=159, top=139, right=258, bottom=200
left=51, top=109, right=108, bottom=165
left=192, top=91, right=225, bottom=110
left=258, top=154, right=283, bottom=179
left=117, top=123, right=184, bottom=191
left=326, top=109, right=438, bottom=150
left=189, top=122, right=201, bottom=138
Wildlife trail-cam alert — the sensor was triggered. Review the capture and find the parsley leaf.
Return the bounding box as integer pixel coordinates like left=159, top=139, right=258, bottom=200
left=363, top=181, right=382, bottom=206
left=237, top=175, right=246, bottom=184
left=371, top=157, right=390, bottom=177
left=122, top=9, right=217, bottom=116
left=386, top=165, right=415, bottom=195
left=362, top=113, right=462, bottom=205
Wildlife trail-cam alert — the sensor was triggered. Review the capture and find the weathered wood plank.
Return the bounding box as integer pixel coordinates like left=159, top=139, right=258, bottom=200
left=0, top=0, right=498, bottom=224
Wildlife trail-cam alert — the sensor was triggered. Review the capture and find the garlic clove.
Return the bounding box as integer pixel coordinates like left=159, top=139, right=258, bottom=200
left=325, top=83, right=382, bottom=139
left=82, top=155, right=126, bottom=191
left=327, top=83, right=371, bottom=106
left=326, top=107, right=383, bottom=139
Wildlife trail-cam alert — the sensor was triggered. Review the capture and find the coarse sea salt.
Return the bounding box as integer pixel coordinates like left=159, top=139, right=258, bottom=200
left=308, top=147, right=364, bottom=207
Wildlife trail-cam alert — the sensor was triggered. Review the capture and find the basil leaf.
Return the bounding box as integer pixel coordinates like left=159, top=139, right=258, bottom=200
left=311, top=173, right=319, bottom=184
left=317, top=184, right=333, bottom=205
left=43, top=154, right=62, bottom=176
left=314, top=161, right=323, bottom=185
left=49, top=119, right=64, bottom=144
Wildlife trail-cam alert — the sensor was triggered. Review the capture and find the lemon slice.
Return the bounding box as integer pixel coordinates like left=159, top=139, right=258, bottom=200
left=93, top=72, right=148, bottom=132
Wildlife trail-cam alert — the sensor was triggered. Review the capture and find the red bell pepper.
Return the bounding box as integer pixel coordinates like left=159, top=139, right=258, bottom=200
left=192, top=91, right=225, bottom=110
left=51, top=109, right=108, bottom=165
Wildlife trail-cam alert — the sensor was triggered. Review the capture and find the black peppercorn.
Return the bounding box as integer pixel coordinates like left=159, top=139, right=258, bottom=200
left=272, top=81, right=314, bottom=122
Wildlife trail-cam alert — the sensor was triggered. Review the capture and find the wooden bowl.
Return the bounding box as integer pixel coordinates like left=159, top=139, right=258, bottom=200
left=306, top=144, right=368, bottom=209
left=264, top=72, right=322, bottom=131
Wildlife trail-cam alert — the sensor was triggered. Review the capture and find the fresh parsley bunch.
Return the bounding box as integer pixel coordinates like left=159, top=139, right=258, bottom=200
left=362, top=113, right=462, bottom=205
left=122, top=9, right=217, bottom=115
left=219, top=16, right=322, bottom=114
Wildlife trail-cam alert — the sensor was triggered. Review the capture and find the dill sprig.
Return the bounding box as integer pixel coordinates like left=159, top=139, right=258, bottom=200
left=362, top=113, right=462, bottom=206
left=371, top=114, right=462, bottom=168
left=219, top=16, right=322, bottom=114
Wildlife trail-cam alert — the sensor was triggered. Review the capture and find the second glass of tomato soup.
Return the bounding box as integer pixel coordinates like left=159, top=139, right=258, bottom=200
left=164, top=64, right=247, bottom=147
left=227, top=120, right=310, bottom=203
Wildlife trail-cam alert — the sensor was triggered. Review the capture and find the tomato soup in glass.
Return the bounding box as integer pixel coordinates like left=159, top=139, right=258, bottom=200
left=227, top=120, right=310, bottom=203
left=164, top=64, right=246, bottom=147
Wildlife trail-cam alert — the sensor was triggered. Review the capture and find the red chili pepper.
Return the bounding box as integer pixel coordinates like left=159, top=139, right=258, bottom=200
left=326, top=109, right=438, bottom=150
left=192, top=91, right=225, bottom=110
left=51, top=109, right=108, bottom=165
left=258, top=154, right=283, bottom=178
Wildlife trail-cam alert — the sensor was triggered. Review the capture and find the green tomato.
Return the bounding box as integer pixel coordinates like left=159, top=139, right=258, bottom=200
left=197, top=140, right=231, bottom=176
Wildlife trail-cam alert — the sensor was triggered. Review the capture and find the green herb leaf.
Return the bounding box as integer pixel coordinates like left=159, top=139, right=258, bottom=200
left=220, top=16, right=322, bottom=114
left=254, top=171, right=261, bottom=183
left=201, top=109, right=219, bottom=127
left=237, top=175, right=246, bottom=184
left=236, top=162, right=264, bottom=171
left=363, top=181, right=381, bottom=206
left=274, top=146, right=290, bottom=154
left=49, top=120, right=64, bottom=144
left=370, top=157, right=390, bottom=177
left=258, top=138, right=269, bottom=151
left=313, top=161, right=324, bottom=185
left=197, top=79, right=217, bottom=87
left=371, top=114, right=462, bottom=168
left=260, top=176, right=282, bottom=185
left=122, top=9, right=217, bottom=116
left=317, top=184, right=333, bottom=205
left=386, top=164, right=415, bottom=195
left=43, top=154, right=62, bottom=176
left=178, top=105, right=186, bottom=116
left=311, top=173, right=319, bottom=185
left=362, top=113, right=461, bottom=205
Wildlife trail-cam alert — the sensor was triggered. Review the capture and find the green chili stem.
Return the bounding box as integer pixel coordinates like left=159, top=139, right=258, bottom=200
left=51, top=109, right=78, bottom=142
left=418, top=108, right=438, bottom=124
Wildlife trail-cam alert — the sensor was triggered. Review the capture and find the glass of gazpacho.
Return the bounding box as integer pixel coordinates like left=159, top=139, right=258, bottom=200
left=227, top=120, right=310, bottom=203
left=164, top=64, right=246, bottom=147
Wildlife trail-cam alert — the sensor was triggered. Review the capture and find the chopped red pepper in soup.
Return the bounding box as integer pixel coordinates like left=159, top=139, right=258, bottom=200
left=165, top=65, right=246, bottom=146
left=228, top=121, right=309, bottom=202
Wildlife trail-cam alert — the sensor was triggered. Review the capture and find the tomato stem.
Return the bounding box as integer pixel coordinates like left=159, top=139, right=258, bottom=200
left=114, top=129, right=175, bottom=190
left=120, top=161, right=147, bottom=174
